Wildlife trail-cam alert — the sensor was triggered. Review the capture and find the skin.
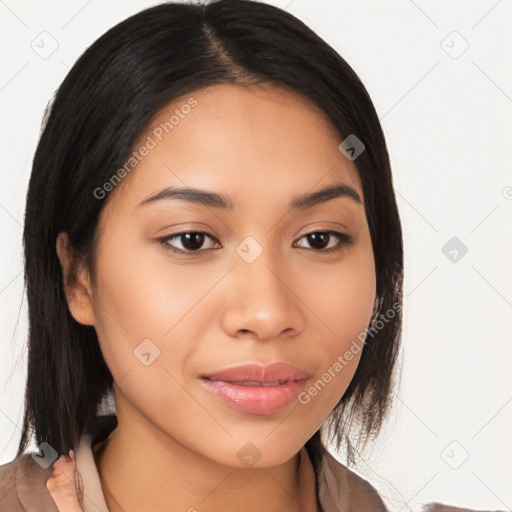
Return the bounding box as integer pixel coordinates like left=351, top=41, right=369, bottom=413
left=46, top=451, right=83, bottom=511
left=56, top=83, right=376, bottom=512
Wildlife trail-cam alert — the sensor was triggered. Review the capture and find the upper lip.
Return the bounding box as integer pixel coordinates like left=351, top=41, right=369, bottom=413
left=202, top=362, right=310, bottom=383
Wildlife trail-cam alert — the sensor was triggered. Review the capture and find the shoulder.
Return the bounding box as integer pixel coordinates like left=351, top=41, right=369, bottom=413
left=313, top=447, right=506, bottom=512
left=421, top=503, right=508, bottom=512
left=0, top=454, right=59, bottom=511
left=315, top=446, right=388, bottom=511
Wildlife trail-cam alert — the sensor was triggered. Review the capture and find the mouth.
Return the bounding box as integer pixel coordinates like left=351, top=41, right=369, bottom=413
left=199, top=362, right=310, bottom=415
left=210, top=380, right=291, bottom=386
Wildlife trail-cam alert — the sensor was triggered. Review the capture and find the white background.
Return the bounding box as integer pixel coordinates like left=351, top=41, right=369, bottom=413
left=1, top=1, right=511, bottom=511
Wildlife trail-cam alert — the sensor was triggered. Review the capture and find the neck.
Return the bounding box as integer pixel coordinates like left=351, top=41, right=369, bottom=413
left=94, top=401, right=319, bottom=512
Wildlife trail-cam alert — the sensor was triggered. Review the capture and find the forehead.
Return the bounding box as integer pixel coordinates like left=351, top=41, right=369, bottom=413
left=105, top=83, right=363, bottom=213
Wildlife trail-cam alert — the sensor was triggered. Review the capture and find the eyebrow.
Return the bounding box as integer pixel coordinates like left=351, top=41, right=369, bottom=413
left=138, top=183, right=362, bottom=210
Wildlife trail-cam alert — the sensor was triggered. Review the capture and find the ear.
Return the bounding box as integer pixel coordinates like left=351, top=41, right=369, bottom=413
left=56, top=232, right=96, bottom=326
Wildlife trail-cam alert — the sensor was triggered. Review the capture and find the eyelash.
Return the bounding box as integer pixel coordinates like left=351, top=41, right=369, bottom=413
left=157, top=230, right=354, bottom=255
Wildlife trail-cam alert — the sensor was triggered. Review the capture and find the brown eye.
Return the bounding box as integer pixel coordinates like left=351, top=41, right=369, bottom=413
left=294, top=230, right=353, bottom=253
left=179, top=232, right=206, bottom=251
left=304, top=232, right=330, bottom=250
left=159, top=231, right=220, bottom=254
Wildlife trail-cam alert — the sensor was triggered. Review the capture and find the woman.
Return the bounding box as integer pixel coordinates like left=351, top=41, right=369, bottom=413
left=0, top=1, right=499, bottom=511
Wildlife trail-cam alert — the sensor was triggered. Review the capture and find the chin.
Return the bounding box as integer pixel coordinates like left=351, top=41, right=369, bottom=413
left=208, top=435, right=307, bottom=470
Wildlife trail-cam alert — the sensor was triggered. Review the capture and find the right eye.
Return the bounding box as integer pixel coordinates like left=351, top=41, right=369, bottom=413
left=158, top=231, right=221, bottom=254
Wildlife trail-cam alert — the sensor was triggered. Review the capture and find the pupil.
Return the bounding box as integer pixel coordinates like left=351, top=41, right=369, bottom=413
left=182, top=233, right=204, bottom=251
left=308, top=232, right=329, bottom=249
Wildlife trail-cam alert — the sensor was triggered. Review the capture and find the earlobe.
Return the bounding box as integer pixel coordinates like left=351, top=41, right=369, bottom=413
left=56, top=232, right=97, bottom=326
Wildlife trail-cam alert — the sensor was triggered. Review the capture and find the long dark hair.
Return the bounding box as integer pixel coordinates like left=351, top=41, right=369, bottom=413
left=18, top=0, right=403, bottom=465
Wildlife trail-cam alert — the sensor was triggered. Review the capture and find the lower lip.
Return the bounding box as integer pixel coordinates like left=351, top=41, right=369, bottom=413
left=200, top=378, right=308, bottom=415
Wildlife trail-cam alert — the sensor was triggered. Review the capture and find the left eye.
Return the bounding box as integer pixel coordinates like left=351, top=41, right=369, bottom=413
left=293, top=230, right=353, bottom=252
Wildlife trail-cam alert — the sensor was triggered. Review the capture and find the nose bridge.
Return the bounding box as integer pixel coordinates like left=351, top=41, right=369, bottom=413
left=236, top=236, right=290, bottom=306
left=222, top=235, right=303, bottom=340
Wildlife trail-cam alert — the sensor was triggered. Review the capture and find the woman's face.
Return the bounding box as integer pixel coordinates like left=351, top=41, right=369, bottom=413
left=78, top=84, right=376, bottom=468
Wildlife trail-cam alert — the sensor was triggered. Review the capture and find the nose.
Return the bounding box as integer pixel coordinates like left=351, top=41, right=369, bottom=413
left=220, top=246, right=306, bottom=342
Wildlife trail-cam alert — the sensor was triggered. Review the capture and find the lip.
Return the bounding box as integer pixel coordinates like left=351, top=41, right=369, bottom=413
left=200, top=362, right=310, bottom=415
left=203, top=362, right=310, bottom=383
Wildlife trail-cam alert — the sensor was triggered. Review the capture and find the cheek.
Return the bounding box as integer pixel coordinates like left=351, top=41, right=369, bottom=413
left=89, top=248, right=217, bottom=427
left=90, top=241, right=229, bottom=378
left=299, top=236, right=376, bottom=343
left=294, top=239, right=375, bottom=408
left=89, top=245, right=248, bottom=460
